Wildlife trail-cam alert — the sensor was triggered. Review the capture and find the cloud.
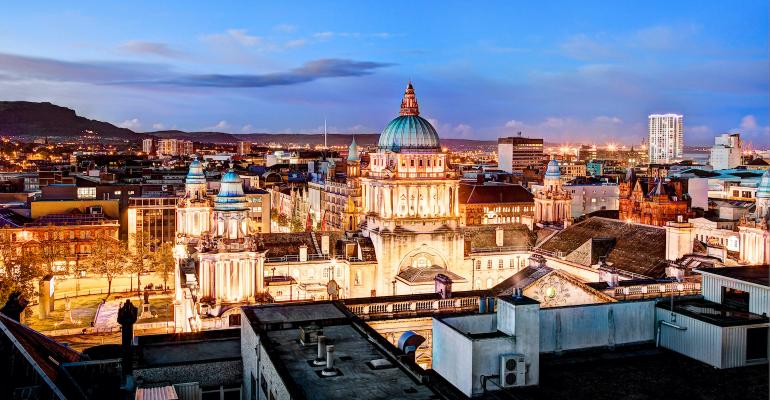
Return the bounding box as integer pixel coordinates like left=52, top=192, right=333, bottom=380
left=274, top=24, right=297, bottom=33
left=152, top=123, right=166, bottom=130
left=0, top=52, right=392, bottom=89
left=734, top=115, right=770, bottom=142
left=560, top=34, right=615, bottom=60
left=160, top=59, right=393, bottom=88
left=118, top=40, right=185, bottom=58
left=204, top=120, right=231, bottom=131
left=452, top=123, right=473, bottom=137
left=204, top=29, right=262, bottom=47
left=505, top=120, right=524, bottom=128
left=241, top=124, right=253, bottom=132
left=594, top=116, right=623, bottom=124
left=630, top=24, right=698, bottom=50
left=284, top=39, right=307, bottom=48
left=740, top=115, right=759, bottom=130
left=118, top=118, right=141, bottom=130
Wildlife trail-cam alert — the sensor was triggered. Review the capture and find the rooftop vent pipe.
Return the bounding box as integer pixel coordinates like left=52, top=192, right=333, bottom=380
left=313, top=336, right=326, bottom=366
left=321, top=345, right=337, bottom=376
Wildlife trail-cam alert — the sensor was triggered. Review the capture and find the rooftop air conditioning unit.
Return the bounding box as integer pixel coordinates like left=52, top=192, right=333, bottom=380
left=499, top=353, right=526, bottom=388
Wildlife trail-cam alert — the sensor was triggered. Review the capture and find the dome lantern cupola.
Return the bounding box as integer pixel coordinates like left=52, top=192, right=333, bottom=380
left=214, top=163, right=247, bottom=211
left=377, top=82, right=441, bottom=153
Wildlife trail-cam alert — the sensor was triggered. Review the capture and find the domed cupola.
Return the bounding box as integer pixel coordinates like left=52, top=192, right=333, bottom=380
left=377, top=82, right=441, bottom=153
left=347, top=136, right=359, bottom=161
left=545, top=159, right=561, bottom=178
left=214, top=164, right=246, bottom=211
left=186, top=155, right=206, bottom=185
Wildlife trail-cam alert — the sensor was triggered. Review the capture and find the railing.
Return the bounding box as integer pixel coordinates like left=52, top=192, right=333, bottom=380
left=610, top=281, right=701, bottom=299
left=471, top=246, right=531, bottom=253
left=265, top=254, right=331, bottom=263
left=347, top=296, right=481, bottom=318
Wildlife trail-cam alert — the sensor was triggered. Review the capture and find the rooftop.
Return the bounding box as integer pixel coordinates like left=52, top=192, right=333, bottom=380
left=458, top=182, right=534, bottom=204
left=537, top=217, right=667, bottom=278
left=657, top=298, right=769, bottom=327
left=697, top=266, right=769, bottom=287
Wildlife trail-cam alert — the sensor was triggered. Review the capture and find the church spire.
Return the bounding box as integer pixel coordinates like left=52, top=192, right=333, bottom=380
left=399, top=81, right=420, bottom=116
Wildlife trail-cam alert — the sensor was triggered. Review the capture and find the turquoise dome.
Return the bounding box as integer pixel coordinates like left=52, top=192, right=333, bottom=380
left=757, top=169, right=770, bottom=199
left=377, top=82, right=441, bottom=153
left=377, top=115, right=441, bottom=152
left=186, top=156, right=205, bottom=185
left=347, top=136, right=359, bottom=161
left=215, top=167, right=246, bottom=211
left=545, top=159, right=561, bottom=178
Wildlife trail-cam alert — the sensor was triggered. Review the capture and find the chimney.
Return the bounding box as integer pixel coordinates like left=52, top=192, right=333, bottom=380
left=299, top=244, right=308, bottom=262
left=434, top=274, right=452, bottom=299
left=314, top=336, right=327, bottom=366
left=321, top=345, right=337, bottom=376
left=117, top=300, right=138, bottom=385
left=495, top=227, right=504, bottom=247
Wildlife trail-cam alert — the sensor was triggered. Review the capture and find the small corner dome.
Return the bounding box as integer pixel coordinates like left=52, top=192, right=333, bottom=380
left=545, top=159, right=561, bottom=177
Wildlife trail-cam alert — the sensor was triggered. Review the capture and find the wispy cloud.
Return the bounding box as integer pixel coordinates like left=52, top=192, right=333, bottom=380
left=203, top=29, right=262, bottom=47
left=118, top=40, right=186, bottom=58
left=274, top=24, right=297, bottom=33
left=0, top=52, right=393, bottom=89
left=203, top=120, right=231, bottom=131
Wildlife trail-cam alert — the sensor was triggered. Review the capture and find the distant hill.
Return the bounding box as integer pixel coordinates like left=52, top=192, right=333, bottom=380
left=0, top=101, right=497, bottom=149
left=0, top=101, right=147, bottom=140
left=147, top=131, right=497, bottom=149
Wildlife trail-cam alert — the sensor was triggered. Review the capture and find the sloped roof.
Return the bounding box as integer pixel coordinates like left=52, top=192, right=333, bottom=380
left=396, top=265, right=466, bottom=284
left=0, top=207, right=32, bottom=228
left=537, top=217, right=668, bottom=278
left=464, top=224, right=536, bottom=254
left=0, top=312, right=82, bottom=383
left=490, top=264, right=616, bottom=302
left=458, top=183, right=533, bottom=204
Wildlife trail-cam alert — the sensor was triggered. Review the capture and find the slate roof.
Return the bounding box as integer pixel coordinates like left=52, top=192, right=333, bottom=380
left=0, top=207, right=32, bottom=228
left=258, top=232, right=377, bottom=262
left=458, top=182, right=533, bottom=204
left=490, top=265, right=616, bottom=302
left=464, top=224, right=536, bottom=254
left=396, top=265, right=466, bottom=284
left=537, top=217, right=668, bottom=278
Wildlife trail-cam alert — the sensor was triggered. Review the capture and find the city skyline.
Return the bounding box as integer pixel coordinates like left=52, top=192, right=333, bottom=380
left=0, top=1, right=768, bottom=146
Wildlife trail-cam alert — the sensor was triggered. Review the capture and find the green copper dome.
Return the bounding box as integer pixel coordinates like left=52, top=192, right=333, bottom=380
left=377, top=82, right=441, bottom=153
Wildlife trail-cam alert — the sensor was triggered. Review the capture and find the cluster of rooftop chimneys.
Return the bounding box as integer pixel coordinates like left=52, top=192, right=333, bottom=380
left=314, top=335, right=338, bottom=377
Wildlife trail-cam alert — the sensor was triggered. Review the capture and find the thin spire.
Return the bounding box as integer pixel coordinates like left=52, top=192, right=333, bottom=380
left=324, top=118, right=327, bottom=148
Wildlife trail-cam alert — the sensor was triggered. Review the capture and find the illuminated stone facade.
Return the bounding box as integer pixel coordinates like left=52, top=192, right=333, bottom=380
left=738, top=169, right=770, bottom=264
left=533, top=159, right=572, bottom=225
left=619, top=169, right=691, bottom=227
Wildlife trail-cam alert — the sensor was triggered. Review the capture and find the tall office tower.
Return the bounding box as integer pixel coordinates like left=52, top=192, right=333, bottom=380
left=142, top=138, right=154, bottom=155
left=238, top=141, right=252, bottom=155
left=497, top=133, right=544, bottom=173
left=648, top=114, right=683, bottom=164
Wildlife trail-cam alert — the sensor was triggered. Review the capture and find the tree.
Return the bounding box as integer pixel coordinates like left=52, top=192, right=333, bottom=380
left=153, top=242, right=176, bottom=291
left=128, top=232, right=156, bottom=294
left=81, top=236, right=127, bottom=297
left=36, top=229, right=70, bottom=276
left=0, top=237, right=43, bottom=307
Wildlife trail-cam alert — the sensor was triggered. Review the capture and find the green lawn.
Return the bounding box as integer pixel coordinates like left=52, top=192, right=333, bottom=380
left=24, top=294, right=105, bottom=332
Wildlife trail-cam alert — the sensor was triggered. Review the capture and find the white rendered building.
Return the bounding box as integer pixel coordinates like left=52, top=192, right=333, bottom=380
left=709, top=133, right=742, bottom=170
left=648, top=114, right=684, bottom=164
left=738, top=169, right=770, bottom=264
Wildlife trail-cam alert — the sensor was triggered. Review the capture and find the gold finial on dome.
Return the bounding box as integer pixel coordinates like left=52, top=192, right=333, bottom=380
left=399, top=81, right=420, bottom=116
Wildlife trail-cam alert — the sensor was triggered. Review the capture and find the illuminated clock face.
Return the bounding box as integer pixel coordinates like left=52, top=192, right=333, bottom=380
left=545, top=287, right=557, bottom=298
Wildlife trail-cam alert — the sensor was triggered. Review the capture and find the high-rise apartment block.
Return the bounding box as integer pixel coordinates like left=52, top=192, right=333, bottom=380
left=237, top=141, right=252, bottom=155
left=157, top=138, right=194, bottom=156
left=498, top=133, right=544, bottom=173
left=142, top=138, right=155, bottom=155
left=648, top=114, right=683, bottom=164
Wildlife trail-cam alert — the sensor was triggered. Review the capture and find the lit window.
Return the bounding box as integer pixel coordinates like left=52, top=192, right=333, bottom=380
left=77, top=187, right=96, bottom=199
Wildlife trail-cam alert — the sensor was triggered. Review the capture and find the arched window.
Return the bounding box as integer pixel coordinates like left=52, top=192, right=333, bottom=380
left=486, top=278, right=493, bottom=289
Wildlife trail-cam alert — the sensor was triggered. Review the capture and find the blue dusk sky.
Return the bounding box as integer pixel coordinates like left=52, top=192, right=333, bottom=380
left=0, top=1, right=767, bottom=146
